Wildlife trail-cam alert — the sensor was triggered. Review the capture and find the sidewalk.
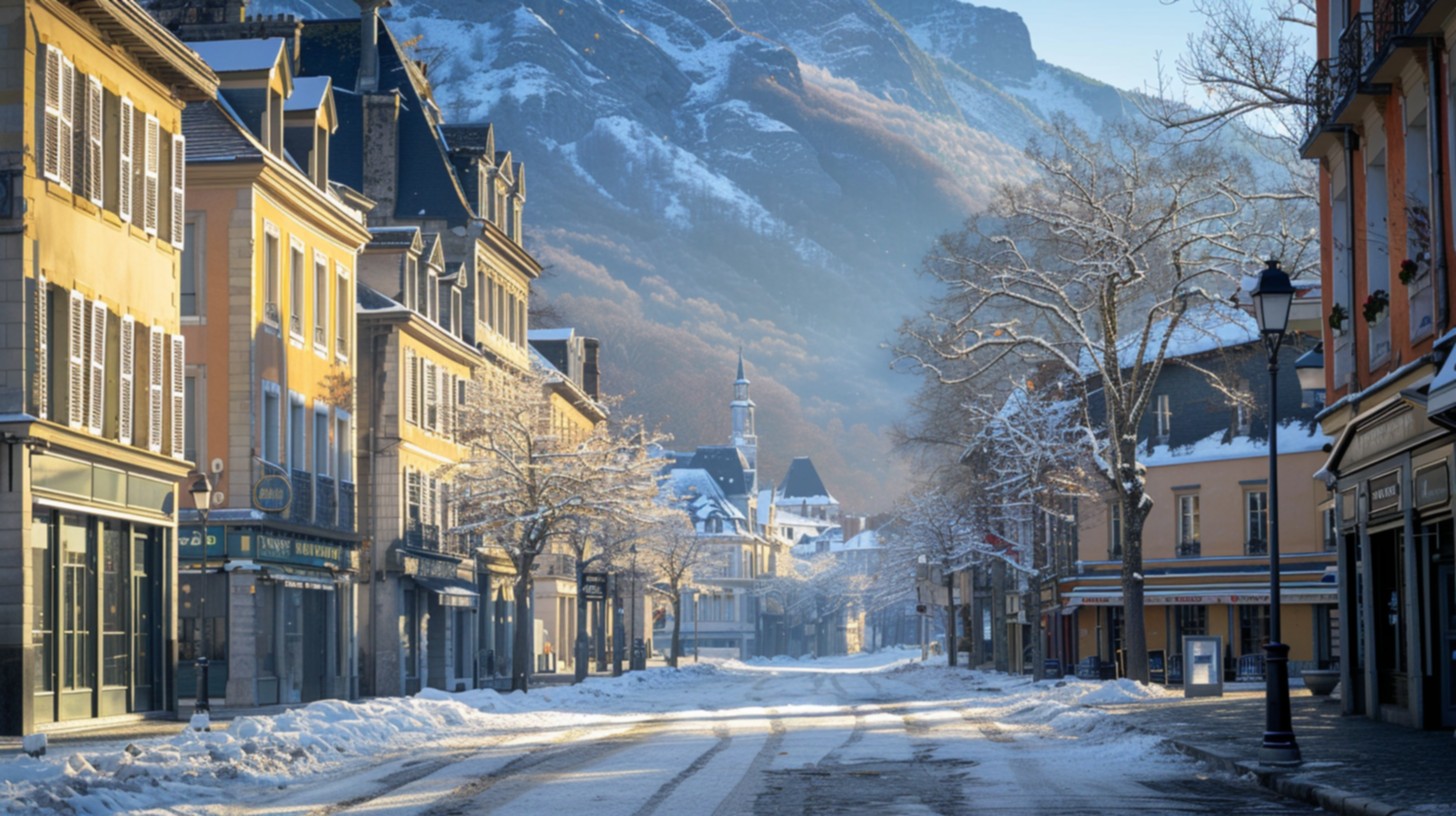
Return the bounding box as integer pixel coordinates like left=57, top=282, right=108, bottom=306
left=1108, top=689, right=1456, bottom=815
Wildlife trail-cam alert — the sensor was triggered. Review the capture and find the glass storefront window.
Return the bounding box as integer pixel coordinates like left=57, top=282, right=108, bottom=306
left=60, top=513, right=92, bottom=691
left=131, top=527, right=155, bottom=697
left=32, top=512, right=54, bottom=693
left=403, top=588, right=419, bottom=681
left=102, top=520, right=127, bottom=688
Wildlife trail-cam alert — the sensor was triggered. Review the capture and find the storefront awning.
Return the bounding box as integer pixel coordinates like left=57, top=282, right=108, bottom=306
left=412, top=575, right=479, bottom=608
left=1063, top=586, right=1337, bottom=607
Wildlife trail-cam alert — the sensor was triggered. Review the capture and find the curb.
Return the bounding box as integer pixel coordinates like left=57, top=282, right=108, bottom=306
left=1164, top=738, right=1404, bottom=816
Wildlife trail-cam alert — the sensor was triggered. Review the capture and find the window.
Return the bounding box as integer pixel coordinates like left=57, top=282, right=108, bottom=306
left=184, top=371, right=199, bottom=464
left=405, top=468, right=422, bottom=543
left=1155, top=394, right=1171, bottom=440
left=313, top=407, right=329, bottom=477
left=263, top=224, right=280, bottom=326
left=1174, top=605, right=1208, bottom=644
left=181, top=219, right=201, bottom=317
left=118, top=315, right=134, bottom=445
left=1108, top=502, right=1123, bottom=559
left=335, top=264, right=350, bottom=359
left=289, top=240, right=305, bottom=339
left=288, top=392, right=305, bottom=470
left=1238, top=605, right=1270, bottom=655
left=66, top=291, right=84, bottom=428
left=101, top=520, right=126, bottom=688
left=450, top=289, right=462, bottom=337
left=42, top=46, right=74, bottom=187
left=60, top=513, right=92, bottom=691
left=313, top=253, right=328, bottom=351
left=33, top=274, right=49, bottom=421
left=422, top=359, right=438, bottom=431
left=404, top=256, right=418, bottom=311
left=336, top=412, right=352, bottom=482
left=1177, top=494, right=1200, bottom=555
left=404, top=347, right=419, bottom=425
left=85, top=76, right=103, bottom=205
left=427, top=266, right=439, bottom=322
left=1245, top=490, right=1269, bottom=553
left=261, top=380, right=281, bottom=465
left=32, top=511, right=54, bottom=693
left=147, top=326, right=163, bottom=452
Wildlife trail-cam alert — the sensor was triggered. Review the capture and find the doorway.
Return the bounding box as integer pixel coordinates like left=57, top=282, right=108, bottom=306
left=1439, top=564, right=1455, bottom=728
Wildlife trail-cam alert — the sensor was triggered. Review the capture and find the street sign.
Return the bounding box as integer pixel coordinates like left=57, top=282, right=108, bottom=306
left=581, top=571, right=608, bottom=599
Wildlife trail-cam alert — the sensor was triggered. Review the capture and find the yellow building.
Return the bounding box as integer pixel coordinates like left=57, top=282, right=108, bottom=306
left=176, top=33, right=371, bottom=707
left=0, top=0, right=216, bottom=735
left=356, top=227, right=484, bottom=696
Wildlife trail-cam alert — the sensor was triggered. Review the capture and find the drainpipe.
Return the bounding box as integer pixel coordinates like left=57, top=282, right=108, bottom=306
left=1428, top=41, right=1449, bottom=334
left=1345, top=128, right=1361, bottom=393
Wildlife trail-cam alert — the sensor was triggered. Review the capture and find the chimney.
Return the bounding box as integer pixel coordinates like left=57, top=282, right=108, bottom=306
left=357, top=1, right=392, bottom=92
left=583, top=338, right=601, bottom=400
left=361, top=92, right=400, bottom=217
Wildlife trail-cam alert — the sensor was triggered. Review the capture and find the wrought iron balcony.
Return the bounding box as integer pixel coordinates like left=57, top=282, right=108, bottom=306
left=339, top=481, right=355, bottom=532
left=1176, top=539, right=1201, bottom=558
left=316, top=474, right=337, bottom=527
left=290, top=469, right=313, bottom=523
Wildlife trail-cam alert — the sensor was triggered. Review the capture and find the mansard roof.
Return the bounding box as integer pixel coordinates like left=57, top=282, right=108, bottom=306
left=688, top=446, right=752, bottom=498
left=777, top=457, right=833, bottom=502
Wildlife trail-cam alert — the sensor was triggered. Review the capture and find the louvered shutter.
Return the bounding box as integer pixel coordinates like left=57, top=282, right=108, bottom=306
left=118, top=315, right=134, bottom=445
left=170, top=134, right=185, bottom=248
left=442, top=373, right=453, bottom=439
left=422, top=359, right=437, bottom=431
left=170, top=334, right=185, bottom=459
left=57, top=57, right=75, bottom=188
left=118, top=98, right=133, bottom=223
left=87, top=300, right=106, bottom=435
left=143, top=115, right=159, bottom=235
left=147, top=325, right=163, bottom=452
left=43, top=46, right=61, bottom=181
left=69, top=64, right=84, bottom=192
left=404, top=347, right=418, bottom=425
left=67, top=291, right=84, bottom=428
left=86, top=76, right=103, bottom=205
left=34, top=274, right=48, bottom=420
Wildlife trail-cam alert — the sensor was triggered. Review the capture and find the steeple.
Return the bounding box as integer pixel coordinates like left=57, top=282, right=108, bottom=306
left=731, top=348, right=757, bottom=472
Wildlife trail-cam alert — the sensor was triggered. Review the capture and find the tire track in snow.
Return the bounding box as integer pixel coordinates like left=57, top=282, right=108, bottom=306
left=709, top=708, right=785, bottom=816
left=633, top=724, right=732, bottom=816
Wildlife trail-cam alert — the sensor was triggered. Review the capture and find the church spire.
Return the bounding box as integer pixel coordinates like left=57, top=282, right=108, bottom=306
left=731, top=348, right=757, bottom=471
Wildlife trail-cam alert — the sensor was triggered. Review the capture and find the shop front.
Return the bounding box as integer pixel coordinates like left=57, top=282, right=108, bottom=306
left=399, top=549, right=478, bottom=693
left=14, top=450, right=182, bottom=734
left=177, top=523, right=359, bottom=707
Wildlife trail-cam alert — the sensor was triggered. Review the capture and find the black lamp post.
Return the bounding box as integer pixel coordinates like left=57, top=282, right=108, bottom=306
left=188, top=472, right=213, bottom=714
left=1250, top=259, right=1302, bottom=765
left=629, top=543, right=638, bottom=670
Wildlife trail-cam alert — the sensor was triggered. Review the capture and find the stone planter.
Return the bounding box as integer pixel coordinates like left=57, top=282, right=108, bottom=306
left=1301, top=669, right=1340, bottom=696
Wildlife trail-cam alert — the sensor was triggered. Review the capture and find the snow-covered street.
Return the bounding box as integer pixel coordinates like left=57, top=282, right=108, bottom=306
left=1, top=651, right=1319, bottom=815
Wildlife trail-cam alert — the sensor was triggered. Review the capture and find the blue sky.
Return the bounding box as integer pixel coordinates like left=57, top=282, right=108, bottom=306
left=975, top=0, right=1207, bottom=92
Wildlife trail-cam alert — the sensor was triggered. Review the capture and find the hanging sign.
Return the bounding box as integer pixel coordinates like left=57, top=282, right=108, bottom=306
left=1415, top=462, right=1449, bottom=510
left=252, top=474, right=292, bottom=513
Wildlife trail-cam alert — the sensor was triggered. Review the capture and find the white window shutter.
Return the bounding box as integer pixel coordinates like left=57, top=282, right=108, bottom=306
left=143, top=115, right=159, bottom=235
left=422, top=359, right=437, bottom=431
left=87, top=300, right=106, bottom=435
left=442, top=373, right=453, bottom=439
left=34, top=274, right=48, bottom=420
left=86, top=76, right=103, bottom=205
left=118, top=98, right=134, bottom=223
left=43, top=46, right=62, bottom=181
left=170, top=134, right=185, bottom=249
left=404, top=347, right=418, bottom=425
left=118, top=315, right=134, bottom=445
left=57, top=57, right=75, bottom=189
left=67, top=291, right=84, bottom=428
left=170, top=334, right=185, bottom=459
left=147, top=325, right=163, bottom=452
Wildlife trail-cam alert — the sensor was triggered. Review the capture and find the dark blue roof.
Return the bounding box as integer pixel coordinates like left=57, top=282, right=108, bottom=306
left=779, top=457, right=829, bottom=499
left=688, top=446, right=752, bottom=498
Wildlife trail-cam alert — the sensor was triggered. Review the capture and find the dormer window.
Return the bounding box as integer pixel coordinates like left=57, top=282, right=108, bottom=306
left=404, top=256, right=418, bottom=311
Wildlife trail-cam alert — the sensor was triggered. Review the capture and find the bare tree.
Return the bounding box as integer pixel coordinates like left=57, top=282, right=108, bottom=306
left=895, top=118, right=1247, bottom=682
left=637, top=514, right=714, bottom=668
left=447, top=369, right=662, bottom=692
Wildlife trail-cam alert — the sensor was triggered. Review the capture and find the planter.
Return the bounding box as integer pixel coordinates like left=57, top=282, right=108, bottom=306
left=1301, top=668, right=1340, bottom=696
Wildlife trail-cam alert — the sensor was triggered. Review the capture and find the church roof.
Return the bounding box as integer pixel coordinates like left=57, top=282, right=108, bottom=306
left=688, top=446, right=752, bottom=498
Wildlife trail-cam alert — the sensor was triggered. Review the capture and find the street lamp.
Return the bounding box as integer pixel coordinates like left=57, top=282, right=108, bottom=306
left=1249, top=258, right=1301, bottom=765
left=188, top=472, right=213, bottom=714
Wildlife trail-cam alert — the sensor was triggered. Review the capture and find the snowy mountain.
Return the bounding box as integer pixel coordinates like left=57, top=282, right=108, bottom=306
left=245, top=0, right=1139, bottom=508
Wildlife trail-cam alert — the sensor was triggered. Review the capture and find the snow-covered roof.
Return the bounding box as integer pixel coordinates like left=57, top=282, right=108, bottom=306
left=285, top=76, right=331, bottom=112
left=188, top=38, right=286, bottom=74
left=1140, top=421, right=1330, bottom=467
left=528, top=328, right=576, bottom=342
left=1081, top=302, right=1259, bottom=374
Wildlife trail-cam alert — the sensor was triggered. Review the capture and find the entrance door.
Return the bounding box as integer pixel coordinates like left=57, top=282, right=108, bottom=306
left=1372, top=529, right=1409, bottom=708
left=300, top=590, right=328, bottom=701
left=1440, top=564, right=1456, bottom=728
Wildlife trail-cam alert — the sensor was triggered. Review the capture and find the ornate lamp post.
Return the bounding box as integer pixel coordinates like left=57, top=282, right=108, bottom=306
left=188, top=472, right=213, bottom=714
left=1250, top=259, right=1302, bottom=765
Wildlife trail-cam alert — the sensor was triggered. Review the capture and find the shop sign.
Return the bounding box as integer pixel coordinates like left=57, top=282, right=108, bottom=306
left=1415, top=463, right=1450, bottom=510
left=178, top=525, right=227, bottom=560
left=581, top=572, right=608, bottom=599
left=252, top=474, right=292, bottom=513
left=256, top=533, right=345, bottom=569
left=1341, top=488, right=1357, bottom=522
left=1369, top=471, right=1402, bottom=515
left=403, top=553, right=459, bottom=579
left=1344, top=409, right=1424, bottom=468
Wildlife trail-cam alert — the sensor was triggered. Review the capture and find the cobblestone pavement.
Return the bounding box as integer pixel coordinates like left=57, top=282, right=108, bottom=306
left=1106, top=689, right=1456, bottom=815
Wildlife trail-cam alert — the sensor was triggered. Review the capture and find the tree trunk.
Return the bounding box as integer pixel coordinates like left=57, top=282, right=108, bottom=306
left=1029, top=514, right=1046, bottom=681
left=574, top=559, right=589, bottom=683
left=512, top=567, right=533, bottom=692
left=992, top=561, right=1009, bottom=673
left=1120, top=492, right=1149, bottom=683
left=945, top=570, right=957, bottom=667
left=669, top=590, right=682, bottom=669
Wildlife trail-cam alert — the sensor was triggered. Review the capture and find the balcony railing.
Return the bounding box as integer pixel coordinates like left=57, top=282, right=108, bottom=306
left=1176, top=539, right=1201, bottom=558
left=339, top=481, right=355, bottom=531
left=290, top=469, right=313, bottom=524
left=1246, top=538, right=1268, bottom=556
left=405, top=521, right=441, bottom=551
left=316, top=474, right=337, bottom=526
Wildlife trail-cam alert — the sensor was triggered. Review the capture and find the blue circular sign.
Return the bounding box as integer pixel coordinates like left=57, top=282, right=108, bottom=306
left=252, top=474, right=292, bottom=513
